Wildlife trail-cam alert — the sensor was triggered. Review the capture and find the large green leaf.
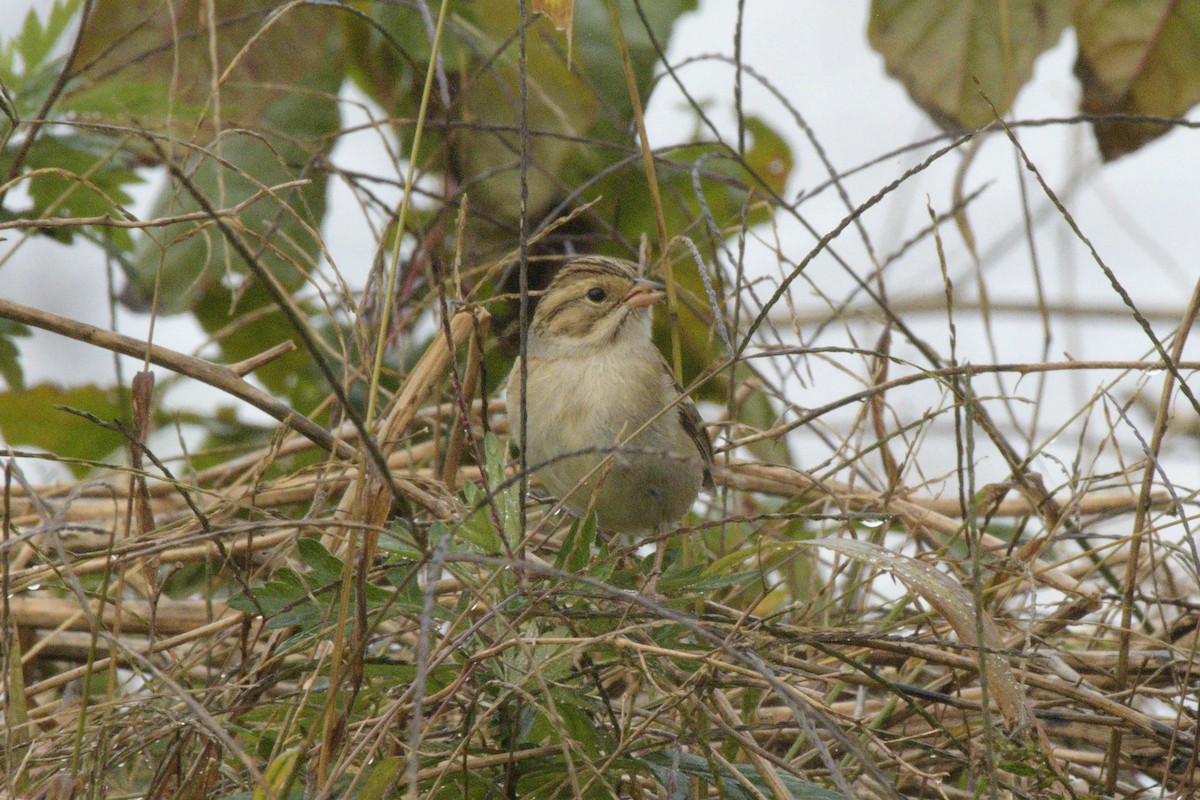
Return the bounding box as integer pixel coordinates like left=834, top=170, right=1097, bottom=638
left=345, top=0, right=696, bottom=232
left=1075, top=0, right=1200, bottom=160
left=70, top=1, right=343, bottom=316
left=121, top=71, right=340, bottom=315
left=573, top=0, right=698, bottom=124
left=74, top=1, right=338, bottom=134
left=868, top=0, right=1070, bottom=128
left=190, top=282, right=321, bottom=403
left=0, top=383, right=126, bottom=475
left=347, top=0, right=600, bottom=221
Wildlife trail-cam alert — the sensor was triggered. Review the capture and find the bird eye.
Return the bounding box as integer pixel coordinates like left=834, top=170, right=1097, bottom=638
left=586, top=287, right=607, bottom=303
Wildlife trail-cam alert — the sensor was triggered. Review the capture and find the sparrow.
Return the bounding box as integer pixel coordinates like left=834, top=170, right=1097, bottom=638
left=506, top=256, right=713, bottom=536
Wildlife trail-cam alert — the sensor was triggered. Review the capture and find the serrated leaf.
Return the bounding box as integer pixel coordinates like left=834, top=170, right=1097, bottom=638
left=23, top=134, right=142, bottom=247
left=868, top=0, right=1070, bottom=129
left=228, top=566, right=310, bottom=618
left=15, top=0, right=84, bottom=74
left=1075, top=0, right=1200, bottom=160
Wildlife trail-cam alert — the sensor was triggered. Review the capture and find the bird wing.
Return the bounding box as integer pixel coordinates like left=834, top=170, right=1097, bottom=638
left=662, top=354, right=715, bottom=491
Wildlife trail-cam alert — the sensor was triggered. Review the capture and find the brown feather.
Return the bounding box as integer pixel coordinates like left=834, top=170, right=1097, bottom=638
left=663, top=352, right=715, bottom=491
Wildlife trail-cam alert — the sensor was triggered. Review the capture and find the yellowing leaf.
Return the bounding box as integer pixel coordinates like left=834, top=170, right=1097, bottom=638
left=743, top=116, right=793, bottom=196
left=74, top=0, right=338, bottom=136
left=251, top=748, right=300, bottom=800
left=452, top=0, right=597, bottom=219
left=1075, top=0, right=1200, bottom=160
left=535, top=0, right=575, bottom=63
left=868, top=0, right=1070, bottom=128
left=534, top=0, right=574, bottom=31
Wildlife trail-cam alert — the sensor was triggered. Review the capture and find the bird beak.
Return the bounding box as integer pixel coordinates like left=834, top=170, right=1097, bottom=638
left=622, top=279, right=666, bottom=309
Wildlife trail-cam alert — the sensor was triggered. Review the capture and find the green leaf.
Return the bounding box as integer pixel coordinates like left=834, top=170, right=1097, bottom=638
left=228, top=565, right=331, bottom=632
left=252, top=748, right=301, bottom=800
left=555, top=696, right=607, bottom=752
left=460, top=481, right=504, bottom=553
left=0, top=321, right=30, bottom=391
left=13, top=0, right=83, bottom=75
left=555, top=511, right=597, bottom=573
left=297, top=538, right=345, bottom=588
left=483, top=432, right=520, bottom=540
left=868, top=0, right=1070, bottom=128
left=1075, top=0, right=1200, bottom=160
left=999, top=760, right=1039, bottom=777
left=587, top=537, right=616, bottom=585
left=0, top=383, right=126, bottom=475
left=742, top=116, right=793, bottom=196
left=640, top=749, right=845, bottom=800
left=458, top=1, right=598, bottom=219
left=124, top=103, right=335, bottom=314
left=354, top=756, right=404, bottom=800
left=658, top=566, right=761, bottom=594
left=81, top=1, right=347, bottom=402
left=378, top=524, right=424, bottom=558
left=64, top=75, right=192, bottom=122
left=22, top=134, right=143, bottom=247
left=346, top=0, right=694, bottom=226
left=573, top=0, right=697, bottom=123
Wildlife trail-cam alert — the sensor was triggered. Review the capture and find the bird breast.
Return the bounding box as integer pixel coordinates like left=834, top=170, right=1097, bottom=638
left=506, top=344, right=705, bottom=532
